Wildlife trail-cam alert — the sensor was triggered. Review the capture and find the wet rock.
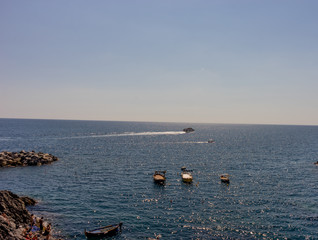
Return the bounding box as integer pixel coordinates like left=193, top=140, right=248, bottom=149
left=20, top=197, right=37, bottom=207
left=0, top=151, right=59, bottom=168
left=0, top=190, right=33, bottom=239
left=0, top=191, right=60, bottom=240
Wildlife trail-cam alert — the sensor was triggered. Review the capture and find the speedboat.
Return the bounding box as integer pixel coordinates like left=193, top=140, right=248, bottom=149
left=208, top=139, right=215, bottom=143
left=183, top=127, right=195, bottom=133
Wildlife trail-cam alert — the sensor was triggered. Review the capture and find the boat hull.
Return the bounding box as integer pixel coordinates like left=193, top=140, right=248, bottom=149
left=84, top=223, right=122, bottom=238
left=220, top=174, right=230, bottom=183
left=153, top=175, right=166, bottom=184
left=153, top=171, right=166, bottom=184
left=183, top=127, right=195, bottom=133
left=182, top=178, right=193, bottom=183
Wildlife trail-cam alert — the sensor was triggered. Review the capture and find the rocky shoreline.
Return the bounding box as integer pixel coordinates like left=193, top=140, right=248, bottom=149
left=0, top=190, right=61, bottom=240
left=0, top=151, right=61, bottom=239
left=0, top=151, right=58, bottom=168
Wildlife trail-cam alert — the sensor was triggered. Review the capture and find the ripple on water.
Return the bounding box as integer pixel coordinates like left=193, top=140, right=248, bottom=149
left=1, top=121, right=318, bottom=239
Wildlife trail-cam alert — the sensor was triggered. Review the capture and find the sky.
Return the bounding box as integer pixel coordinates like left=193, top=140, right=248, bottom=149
left=1, top=0, right=318, bottom=125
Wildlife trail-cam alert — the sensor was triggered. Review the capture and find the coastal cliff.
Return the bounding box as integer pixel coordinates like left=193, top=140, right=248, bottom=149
left=0, top=190, right=36, bottom=239
left=0, top=190, right=60, bottom=240
left=0, top=151, right=58, bottom=167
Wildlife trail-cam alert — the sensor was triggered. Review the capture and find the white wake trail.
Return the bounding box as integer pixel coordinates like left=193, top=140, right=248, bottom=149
left=91, top=131, right=185, bottom=138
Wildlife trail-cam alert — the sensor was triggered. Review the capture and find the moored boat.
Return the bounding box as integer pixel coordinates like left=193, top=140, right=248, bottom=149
left=181, top=169, right=193, bottom=183
left=153, top=171, right=166, bottom=184
left=84, top=222, right=122, bottom=238
left=220, top=174, right=230, bottom=183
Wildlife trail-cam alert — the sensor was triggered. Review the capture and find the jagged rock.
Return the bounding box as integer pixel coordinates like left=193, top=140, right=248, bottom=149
left=0, top=151, right=59, bottom=168
left=0, top=191, right=32, bottom=239
left=0, top=191, right=60, bottom=240
left=20, top=197, right=37, bottom=207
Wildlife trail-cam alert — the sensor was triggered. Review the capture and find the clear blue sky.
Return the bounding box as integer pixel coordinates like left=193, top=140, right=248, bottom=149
left=1, top=0, right=318, bottom=125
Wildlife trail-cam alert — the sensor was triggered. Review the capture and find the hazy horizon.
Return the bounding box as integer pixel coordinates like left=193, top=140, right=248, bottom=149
left=1, top=117, right=318, bottom=127
left=1, top=1, right=318, bottom=125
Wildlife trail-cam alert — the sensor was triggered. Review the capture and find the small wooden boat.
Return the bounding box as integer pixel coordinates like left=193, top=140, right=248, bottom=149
left=84, top=222, right=122, bottom=238
left=220, top=174, right=230, bottom=183
left=181, top=169, right=193, bottom=183
left=153, top=171, right=166, bottom=184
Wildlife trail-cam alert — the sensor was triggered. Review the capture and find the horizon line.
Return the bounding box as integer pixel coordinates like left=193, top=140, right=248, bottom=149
left=0, top=117, right=317, bottom=127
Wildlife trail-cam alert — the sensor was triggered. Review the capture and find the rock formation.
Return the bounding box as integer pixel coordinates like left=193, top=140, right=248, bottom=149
left=0, top=190, right=36, bottom=239
left=0, top=191, right=61, bottom=240
left=0, top=151, right=58, bottom=168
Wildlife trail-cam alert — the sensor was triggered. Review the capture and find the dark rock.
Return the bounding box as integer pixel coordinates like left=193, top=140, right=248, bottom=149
left=0, top=151, right=59, bottom=168
left=0, top=191, right=61, bottom=240
left=0, top=190, right=32, bottom=239
left=0, top=190, right=62, bottom=240
left=20, top=197, right=37, bottom=207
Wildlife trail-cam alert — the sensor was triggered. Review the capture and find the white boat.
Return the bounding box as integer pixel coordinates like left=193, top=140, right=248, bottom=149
left=208, top=139, right=215, bottom=143
left=181, top=170, right=193, bottom=183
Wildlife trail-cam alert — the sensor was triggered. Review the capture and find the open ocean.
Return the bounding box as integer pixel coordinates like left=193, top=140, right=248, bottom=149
left=0, top=119, right=317, bottom=239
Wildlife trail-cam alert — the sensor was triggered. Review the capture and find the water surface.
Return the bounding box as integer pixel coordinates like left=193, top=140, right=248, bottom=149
left=0, top=119, right=317, bottom=239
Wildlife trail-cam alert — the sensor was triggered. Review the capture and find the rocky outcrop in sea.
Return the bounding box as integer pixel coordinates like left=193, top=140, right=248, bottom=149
left=0, top=151, right=58, bottom=167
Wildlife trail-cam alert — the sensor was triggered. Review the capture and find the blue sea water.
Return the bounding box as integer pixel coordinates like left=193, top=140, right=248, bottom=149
left=0, top=119, right=317, bottom=239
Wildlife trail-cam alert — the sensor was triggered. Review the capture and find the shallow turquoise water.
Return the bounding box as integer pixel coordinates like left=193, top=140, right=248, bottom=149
left=0, top=119, right=317, bottom=239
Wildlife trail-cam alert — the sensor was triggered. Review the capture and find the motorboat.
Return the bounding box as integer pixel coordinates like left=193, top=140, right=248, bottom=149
left=183, top=128, right=195, bottom=133
left=208, top=139, right=215, bottom=143
left=220, top=174, right=230, bottom=183
left=181, top=169, right=193, bottom=183
left=153, top=171, right=166, bottom=184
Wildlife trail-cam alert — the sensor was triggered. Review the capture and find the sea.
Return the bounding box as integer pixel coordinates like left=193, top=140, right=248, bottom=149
left=0, top=119, right=317, bottom=239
